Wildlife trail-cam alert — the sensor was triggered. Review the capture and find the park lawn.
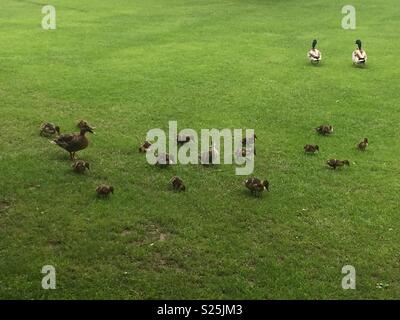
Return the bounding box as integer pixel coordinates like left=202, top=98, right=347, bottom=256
left=0, top=0, right=399, bottom=299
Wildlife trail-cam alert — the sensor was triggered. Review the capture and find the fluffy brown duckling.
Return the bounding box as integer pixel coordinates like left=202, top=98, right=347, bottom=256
left=315, top=125, right=334, bottom=135
left=327, top=159, right=350, bottom=170
left=139, top=141, right=152, bottom=153
left=244, top=177, right=269, bottom=197
left=155, top=153, right=174, bottom=167
left=40, top=122, right=60, bottom=137
left=199, top=143, right=219, bottom=165
left=304, top=144, right=319, bottom=154
left=357, top=138, right=368, bottom=151
left=236, top=147, right=256, bottom=158
left=177, top=134, right=194, bottom=146
left=170, top=176, right=186, bottom=191
left=72, top=160, right=90, bottom=174
left=51, top=123, right=95, bottom=160
left=96, top=185, right=114, bottom=197
left=242, top=134, right=257, bottom=146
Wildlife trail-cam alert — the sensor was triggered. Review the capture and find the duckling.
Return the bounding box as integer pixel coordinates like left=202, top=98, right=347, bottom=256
left=304, top=144, right=319, bottom=154
left=352, top=40, right=367, bottom=65
left=170, top=176, right=186, bottom=191
left=308, top=39, right=322, bottom=64
left=139, top=141, right=152, bottom=153
left=315, top=125, right=334, bottom=135
left=199, top=143, right=219, bottom=165
left=72, top=160, right=90, bottom=174
left=155, top=153, right=174, bottom=167
left=244, top=177, right=269, bottom=197
left=40, top=122, right=60, bottom=137
left=327, top=159, right=350, bottom=170
left=357, top=138, right=368, bottom=151
left=177, top=134, right=194, bottom=146
left=51, top=123, right=95, bottom=160
left=236, top=147, right=256, bottom=158
left=242, top=134, right=257, bottom=146
left=96, top=185, right=114, bottom=197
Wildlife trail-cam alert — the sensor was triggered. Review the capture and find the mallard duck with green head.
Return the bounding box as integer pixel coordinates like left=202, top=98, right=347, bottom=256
left=308, top=39, right=322, bottom=64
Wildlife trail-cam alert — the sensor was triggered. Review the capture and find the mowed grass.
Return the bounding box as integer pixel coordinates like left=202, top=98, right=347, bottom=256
left=0, top=0, right=399, bottom=299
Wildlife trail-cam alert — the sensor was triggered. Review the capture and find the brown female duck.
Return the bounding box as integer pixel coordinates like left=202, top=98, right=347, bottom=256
left=51, top=123, right=95, bottom=160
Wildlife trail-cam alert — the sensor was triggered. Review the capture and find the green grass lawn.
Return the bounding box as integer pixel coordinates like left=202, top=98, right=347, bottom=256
left=1, top=0, right=399, bottom=299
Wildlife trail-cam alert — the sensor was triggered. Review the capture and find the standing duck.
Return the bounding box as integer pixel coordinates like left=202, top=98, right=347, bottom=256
left=96, top=185, right=114, bottom=197
left=244, top=178, right=269, bottom=197
left=352, top=40, right=367, bottom=65
left=315, top=125, right=334, bottom=135
left=72, top=160, right=90, bottom=174
left=308, top=39, right=322, bottom=64
left=51, top=123, right=95, bottom=160
left=170, top=176, right=186, bottom=192
left=40, top=122, right=60, bottom=137
left=357, top=138, right=368, bottom=151
left=326, top=159, right=350, bottom=170
left=304, top=144, right=319, bottom=154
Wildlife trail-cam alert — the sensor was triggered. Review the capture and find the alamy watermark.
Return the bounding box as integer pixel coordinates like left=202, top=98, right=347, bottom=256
left=341, top=265, right=356, bottom=289
left=145, top=121, right=255, bottom=175
left=41, top=265, right=56, bottom=289
left=42, top=5, right=56, bottom=30
left=342, top=5, right=356, bottom=30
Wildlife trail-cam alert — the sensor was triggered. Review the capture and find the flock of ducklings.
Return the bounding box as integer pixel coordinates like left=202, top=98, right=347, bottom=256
left=139, top=133, right=268, bottom=196
left=37, top=39, right=369, bottom=198
left=40, top=120, right=368, bottom=198
left=308, top=124, right=368, bottom=169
